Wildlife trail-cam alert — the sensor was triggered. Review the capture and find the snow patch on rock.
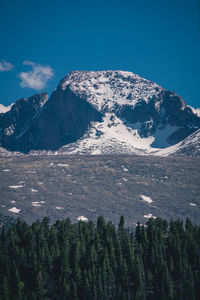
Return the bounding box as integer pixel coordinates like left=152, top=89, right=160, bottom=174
left=188, top=106, right=200, bottom=117
left=190, top=203, right=197, bottom=207
left=56, top=206, right=64, bottom=210
left=144, top=213, right=156, bottom=219
left=141, top=195, right=153, bottom=204
left=61, top=113, right=157, bottom=155
left=32, top=202, right=43, bottom=207
left=122, top=166, right=129, bottom=172
left=156, top=129, right=200, bottom=156
left=9, top=185, right=23, bottom=189
left=9, top=207, right=21, bottom=213
left=77, top=216, right=88, bottom=222
left=0, top=103, right=13, bottom=113
left=31, top=188, right=38, bottom=192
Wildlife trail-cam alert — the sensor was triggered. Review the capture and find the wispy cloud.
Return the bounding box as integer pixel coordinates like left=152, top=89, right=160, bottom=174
left=0, top=60, right=14, bottom=71
left=18, top=61, right=54, bottom=90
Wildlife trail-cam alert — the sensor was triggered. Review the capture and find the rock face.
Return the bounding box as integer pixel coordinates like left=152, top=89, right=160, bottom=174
left=158, top=129, right=200, bottom=157
left=0, top=70, right=200, bottom=154
left=0, top=93, right=48, bottom=152
left=0, top=86, right=102, bottom=152
left=22, top=87, right=102, bottom=151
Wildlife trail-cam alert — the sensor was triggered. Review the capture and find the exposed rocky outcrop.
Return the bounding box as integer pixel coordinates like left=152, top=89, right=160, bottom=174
left=0, top=93, right=48, bottom=151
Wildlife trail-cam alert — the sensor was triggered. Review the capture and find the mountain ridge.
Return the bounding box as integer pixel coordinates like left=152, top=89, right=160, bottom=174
left=0, top=70, right=200, bottom=156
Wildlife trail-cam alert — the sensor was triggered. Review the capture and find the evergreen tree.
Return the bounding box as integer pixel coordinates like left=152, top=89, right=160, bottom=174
left=0, top=216, right=199, bottom=299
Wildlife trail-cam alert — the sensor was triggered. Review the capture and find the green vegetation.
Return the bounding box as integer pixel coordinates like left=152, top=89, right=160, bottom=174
left=0, top=216, right=200, bottom=299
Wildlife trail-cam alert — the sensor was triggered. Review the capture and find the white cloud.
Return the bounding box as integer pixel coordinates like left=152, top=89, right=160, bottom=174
left=18, top=61, right=54, bottom=90
left=0, top=60, right=14, bottom=71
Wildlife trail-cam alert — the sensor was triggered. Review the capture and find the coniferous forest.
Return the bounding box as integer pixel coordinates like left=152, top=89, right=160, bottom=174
left=0, top=216, right=200, bottom=300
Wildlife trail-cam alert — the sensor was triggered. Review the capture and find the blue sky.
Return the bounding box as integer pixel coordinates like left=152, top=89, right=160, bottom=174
left=0, top=0, right=199, bottom=108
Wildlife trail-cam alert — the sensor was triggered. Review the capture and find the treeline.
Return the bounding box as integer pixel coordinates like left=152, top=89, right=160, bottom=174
left=0, top=216, right=200, bottom=300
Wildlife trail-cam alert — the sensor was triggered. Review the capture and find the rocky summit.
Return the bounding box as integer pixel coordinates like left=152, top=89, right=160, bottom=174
left=0, top=70, right=200, bottom=156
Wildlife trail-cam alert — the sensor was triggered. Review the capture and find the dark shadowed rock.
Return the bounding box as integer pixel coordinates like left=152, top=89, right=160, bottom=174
left=0, top=86, right=102, bottom=152
left=0, top=93, right=48, bottom=151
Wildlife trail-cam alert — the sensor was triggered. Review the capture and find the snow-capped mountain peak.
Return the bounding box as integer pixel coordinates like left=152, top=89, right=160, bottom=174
left=187, top=106, right=200, bottom=117
left=0, top=70, right=200, bottom=156
left=61, top=70, right=163, bottom=112
left=0, top=103, right=14, bottom=114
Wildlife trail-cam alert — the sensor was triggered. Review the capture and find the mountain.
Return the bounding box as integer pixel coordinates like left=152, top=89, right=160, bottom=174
left=0, top=93, right=48, bottom=152
left=157, top=128, right=200, bottom=157
left=0, top=103, right=13, bottom=113
left=0, top=70, right=200, bottom=155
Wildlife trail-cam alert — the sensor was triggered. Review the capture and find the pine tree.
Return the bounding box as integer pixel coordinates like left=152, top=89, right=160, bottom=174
left=1, top=277, right=10, bottom=300
left=119, top=216, right=125, bottom=231
left=0, top=216, right=200, bottom=299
